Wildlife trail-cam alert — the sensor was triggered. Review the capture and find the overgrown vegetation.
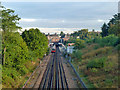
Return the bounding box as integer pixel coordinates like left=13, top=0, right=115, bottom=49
left=68, top=13, right=119, bottom=88
left=22, top=28, right=48, bottom=59
left=1, top=7, right=48, bottom=88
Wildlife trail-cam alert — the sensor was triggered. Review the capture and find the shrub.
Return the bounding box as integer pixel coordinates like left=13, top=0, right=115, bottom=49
left=74, top=39, right=85, bottom=49
left=93, top=45, right=100, bottom=50
left=82, top=47, right=112, bottom=59
left=2, top=67, right=21, bottom=87
left=116, top=44, right=120, bottom=51
left=72, top=50, right=82, bottom=61
left=90, top=68, right=98, bottom=73
left=16, top=65, right=29, bottom=75
left=87, top=57, right=107, bottom=69
left=86, top=39, right=93, bottom=44
left=94, top=34, right=118, bottom=47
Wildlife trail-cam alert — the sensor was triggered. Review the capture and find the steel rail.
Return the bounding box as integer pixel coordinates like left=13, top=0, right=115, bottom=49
left=60, top=60, right=69, bottom=90
left=33, top=54, right=51, bottom=88
left=41, top=54, right=54, bottom=89
left=47, top=53, right=55, bottom=89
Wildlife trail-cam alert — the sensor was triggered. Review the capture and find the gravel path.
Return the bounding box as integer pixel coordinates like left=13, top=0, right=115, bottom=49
left=61, top=56, right=79, bottom=88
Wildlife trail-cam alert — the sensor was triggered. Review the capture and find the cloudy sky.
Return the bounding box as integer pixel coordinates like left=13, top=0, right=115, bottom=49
left=2, top=1, right=118, bottom=34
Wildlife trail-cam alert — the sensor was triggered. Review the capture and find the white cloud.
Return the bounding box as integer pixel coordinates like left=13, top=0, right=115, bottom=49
left=21, top=27, right=80, bottom=34
left=20, top=18, right=37, bottom=22
left=97, top=19, right=104, bottom=22
left=21, top=27, right=100, bottom=34
left=62, top=20, right=65, bottom=23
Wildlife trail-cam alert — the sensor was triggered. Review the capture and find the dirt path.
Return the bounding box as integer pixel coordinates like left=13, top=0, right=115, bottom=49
left=61, top=54, right=79, bottom=88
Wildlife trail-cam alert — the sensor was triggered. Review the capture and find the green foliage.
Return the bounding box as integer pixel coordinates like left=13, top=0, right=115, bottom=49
left=105, top=79, right=113, bottom=86
left=93, top=45, right=100, bottom=50
left=86, top=39, right=93, bottom=44
left=101, top=23, right=108, bottom=37
left=22, top=28, right=48, bottom=58
left=46, top=48, right=50, bottom=55
left=94, top=34, right=118, bottom=47
left=60, top=31, right=65, bottom=38
left=3, top=32, right=29, bottom=67
left=108, top=23, right=120, bottom=36
left=1, top=7, right=21, bottom=32
left=1, top=7, right=49, bottom=88
left=116, top=44, right=120, bottom=50
left=16, top=64, right=29, bottom=75
left=90, top=68, right=98, bottom=73
left=74, top=39, right=85, bottom=49
left=72, top=50, right=82, bottom=61
left=0, top=32, right=2, bottom=55
left=101, top=14, right=119, bottom=37
left=87, top=57, right=107, bottom=69
left=67, top=37, right=76, bottom=43
left=2, top=67, right=21, bottom=87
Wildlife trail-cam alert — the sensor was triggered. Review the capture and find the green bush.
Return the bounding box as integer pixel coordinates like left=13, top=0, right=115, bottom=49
left=2, top=67, right=21, bottom=87
left=16, top=65, right=29, bottom=75
left=72, top=50, right=82, bottom=61
left=93, top=45, right=100, bottom=50
left=87, top=57, right=107, bottom=69
left=94, top=34, right=118, bottom=47
left=86, top=39, right=93, bottom=44
left=116, top=44, right=120, bottom=51
left=74, top=39, right=85, bottom=49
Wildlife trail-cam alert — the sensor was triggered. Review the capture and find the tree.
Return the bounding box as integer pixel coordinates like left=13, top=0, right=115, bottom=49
left=22, top=28, right=48, bottom=58
left=101, top=23, right=108, bottom=37
left=107, top=14, right=120, bottom=36
left=1, top=7, right=22, bottom=65
left=1, top=7, right=21, bottom=33
left=74, top=39, right=85, bottom=49
left=60, top=31, right=65, bottom=38
left=3, top=32, right=29, bottom=67
left=101, top=14, right=119, bottom=37
left=108, top=23, right=120, bottom=36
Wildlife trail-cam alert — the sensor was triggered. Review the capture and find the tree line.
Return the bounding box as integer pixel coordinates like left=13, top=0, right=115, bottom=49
left=66, top=13, right=120, bottom=50
left=1, top=6, right=48, bottom=87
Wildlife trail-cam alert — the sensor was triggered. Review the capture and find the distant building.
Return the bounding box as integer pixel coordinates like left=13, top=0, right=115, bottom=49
left=67, top=46, right=74, bottom=54
left=46, top=34, right=60, bottom=43
left=62, top=34, right=70, bottom=42
left=68, top=43, right=75, bottom=46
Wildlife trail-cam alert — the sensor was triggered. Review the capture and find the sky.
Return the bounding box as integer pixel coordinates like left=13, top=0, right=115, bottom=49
left=1, top=1, right=118, bottom=34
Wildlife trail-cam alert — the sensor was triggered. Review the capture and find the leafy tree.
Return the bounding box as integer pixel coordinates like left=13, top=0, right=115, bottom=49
left=1, top=7, right=22, bottom=65
left=22, top=28, right=48, bottom=58
left=1, top=7, right=21, bottom=33
left=94, top=34, right=118, bottom=47
left=107, top=14, right=120, bottom=36
left=74, top=39, right=85, bottom=49
left=108, top=14, right=119, bottom=27
left=101, top=23, right=108, bottom=37
left=101, top=14, right=119, bottom=37
left=108, top=23, right=120, bottom=36
left=60, top=31, right=65, bottom=38
left=3, top=32, right=29, bottom=67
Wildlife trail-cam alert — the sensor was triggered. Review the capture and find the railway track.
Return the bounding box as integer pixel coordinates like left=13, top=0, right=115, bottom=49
left=39, top=46, right=69, bottom=89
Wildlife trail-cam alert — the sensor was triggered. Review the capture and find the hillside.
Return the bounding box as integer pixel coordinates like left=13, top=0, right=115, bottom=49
left=71, top=43, right=118, bottom=88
